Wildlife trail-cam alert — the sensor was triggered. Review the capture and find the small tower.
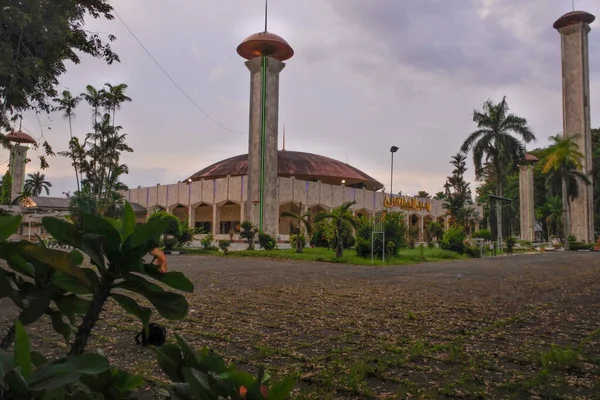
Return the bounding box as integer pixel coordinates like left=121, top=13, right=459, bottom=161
left=237, top=4, right=293, bottom=236
left=6, top=130, right=36, bottom=202
left=554, top=10, right=595, bottom=242
left=519, top=153, right=538, bottom=242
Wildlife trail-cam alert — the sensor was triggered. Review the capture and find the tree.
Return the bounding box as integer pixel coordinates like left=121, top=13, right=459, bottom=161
left=461, top=96, right=535, bottom=243
left=280, top=202, right=312, bottom=253
left=442, top=153, right=474, bottom=229
left=0, top=0, right=119, bottom=169
left=24, top=172, right=52, bottom=196
left=54, top=90, right=82, bottom=191
left=542, top=135, right=591, bottom=246
left=416, top=191, right=431, bottom=198
left=147, top=211, right=181, bottom=246
left=313, top=201, right=358, bottom=259
left=1, top=171, right=11, bottom=204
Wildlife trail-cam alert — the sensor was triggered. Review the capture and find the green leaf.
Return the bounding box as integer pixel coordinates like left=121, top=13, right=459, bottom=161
left=6, top=253, right=35, bottom=277
left=117, top=280, right=189, bottom=320
left=55, top=295, right=91, bottom=324
left=13, top=320, right=33, bottom=379
left=19, top=291, right=52, bottom=325
left=0, top=214, right=22, bottom=241
left=105, top=217, right=122, bottom=234
left=110, top=368, right=145, bottom=391
left=52, top=272, right=92, bottom=295
left=182, top=367, right=214, bottom=400
left=30, top=351, right=47, bottom=368
left=41, top=217, right=82, bottom=248
left=174, top=334, right=201, bottom=370
left=152, top=345, right=184, bottom=382
left=121, top=202, right=136, bottom=242
left=126, top=219, right=168, bottom=248
left=48, top=310, right=72, bottom=344
left=70, top=353, right=110, bottom=375
left=143, top=266, right=194, bottom=293
left=16, top=243, right=90, bottom=287
left=267, top=377, right=295, bottom=400
left=0, top=270, right=25, bottom=308
left=69, top=249, right=84, bottom=265
left=81, top=212, right=122, bottom=253
left=30, top=371, right=82, bottom=391
left=111, top=293, right=151, bottom=336
left=81, top=234, right=106, bottom=270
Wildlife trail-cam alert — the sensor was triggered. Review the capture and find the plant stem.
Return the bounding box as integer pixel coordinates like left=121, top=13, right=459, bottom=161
left=68, top=275, right=114, bottom=356
left=0, top=323, right=15, bottom=350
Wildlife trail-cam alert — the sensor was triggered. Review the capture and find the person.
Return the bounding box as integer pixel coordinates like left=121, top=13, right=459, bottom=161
left=149, top=245, right=168, bottom=274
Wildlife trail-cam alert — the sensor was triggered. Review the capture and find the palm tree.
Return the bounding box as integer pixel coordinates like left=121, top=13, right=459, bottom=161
left=313, top=201, right=358, bottom=259
left=24, top=172, right=52, bottom=196
left=461, top=96, right=535, bottom=244
left=54, top=90, right=82, bottom=191
left=280, top=202, right=313, bottom=253
left=542, top=135, right=591, bottom=247
left=103, top=83, right=131, bottom=127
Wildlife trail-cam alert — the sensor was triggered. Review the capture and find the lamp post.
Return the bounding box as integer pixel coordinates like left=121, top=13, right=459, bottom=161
left=390, top=146, right=399, bottom=202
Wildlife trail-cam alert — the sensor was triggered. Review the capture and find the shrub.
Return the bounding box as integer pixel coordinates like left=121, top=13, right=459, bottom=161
left=178, top=220, right=199, bottom=247
left=506, top=236, right=517, bottom=254
left=473, top=228, right=492, bottom=241
left=201, top=232, right=216, bottom=250
left=258, top=231, right=277, bottom=250
left=426, top=221, right=444, bottom=242
left=218, top=240, right=231, bottom=254
left=290, top=234, right=306, bottom=249
left=355, top=212, right=407, bottom=259
left=465, top=245, right=482, bottom=258
left=441, top=225, right=466, bottom=254
left=240, top=220, right=258, bottom=250
left=569, top=241, right=594, bottom=251
left=148, top=211, right=181, bottom=239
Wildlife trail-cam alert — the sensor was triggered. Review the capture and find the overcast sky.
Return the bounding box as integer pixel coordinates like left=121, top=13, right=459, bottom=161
left=7, top=0, right=600, bottom=198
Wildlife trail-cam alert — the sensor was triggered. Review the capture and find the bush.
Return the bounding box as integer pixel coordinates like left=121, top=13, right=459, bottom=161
left=473, top=228, right=492, bottom=241
left=465, top=245, right=482, bottom=258
left=355, top=212, right=407, bottom=258
left=290, top=234, right=306, bottom=249
left=506, top=236, right=517, bottom=254
left=201, top=232, right=216, bottom=250
left=441, top=225, right=466, bottom=254
left=148, top=211, right=181, bottom=238
left=569, top=241, right=594, bottom=251
left=240, top=220, right=258, bottom=250
left=258, top=232, right=277, bottom=250
left=178, top=220, right=199, bottom=247
left=218, top=240, right=231, bottom=254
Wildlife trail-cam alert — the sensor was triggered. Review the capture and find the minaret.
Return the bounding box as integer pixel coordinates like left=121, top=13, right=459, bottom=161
left=237, top=3, right=293, bottom=236
left=519, top=153, right=538, bottom=242
left=6, top=130, right=36, bottom=202
left=554, top=10, right=595, bottom=242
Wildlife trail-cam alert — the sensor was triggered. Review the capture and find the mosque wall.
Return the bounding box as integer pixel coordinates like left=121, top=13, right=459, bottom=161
left=122, top=176, right=482, bottom=241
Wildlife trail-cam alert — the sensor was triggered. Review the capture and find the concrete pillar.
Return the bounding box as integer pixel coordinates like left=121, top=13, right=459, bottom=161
left=188, top=205, right=194, bottom=228
left=555, top=11, right=596, bottom=242
left=244, top=56, right=285, bottom=237
left=419, top=215, right=424, bottom=241
left=9, top=144, right=29, bottom=201
left=212, top=204, right=218, bottom=236
left=519, top=163, right=535, bottom=242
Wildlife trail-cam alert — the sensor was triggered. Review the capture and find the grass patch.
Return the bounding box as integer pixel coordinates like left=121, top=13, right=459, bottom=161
left=218, top=246, right=465, bottom=266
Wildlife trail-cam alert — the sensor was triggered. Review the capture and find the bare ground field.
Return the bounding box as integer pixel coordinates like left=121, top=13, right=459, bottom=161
left=2, top=252, right=600, bottom=399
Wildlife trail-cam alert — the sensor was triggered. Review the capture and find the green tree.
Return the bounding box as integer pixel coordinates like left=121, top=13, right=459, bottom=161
left=54, top=90, right=82, bottom=191
left=280, top=202, right=312, bottom=253
left=148, top=211, right=181, bottom=248
left=0, top=0, right=119, bottom=168
left=442, top=153, right=474, bottom=228
left=1, top=171, right=11, bottom=204
left=542, top=135, right=591, bottom=246
left=24, top=172, right=52, bottom=196
left=313, top=201, right=358, bottom=259
left=461, top=96, right=535, bottom=242
left=416, top=191, right=431, bottom=198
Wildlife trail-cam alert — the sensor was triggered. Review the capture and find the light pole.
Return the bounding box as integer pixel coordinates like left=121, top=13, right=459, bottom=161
left=390, top=146, right=399, bottom=201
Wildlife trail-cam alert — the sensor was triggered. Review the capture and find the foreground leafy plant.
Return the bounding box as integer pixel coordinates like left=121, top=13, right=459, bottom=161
left=0, top=202, right=193, bottom=356
left=153, top=334, right=295, bottom=399
left=0, top=320, right=143, bottom=399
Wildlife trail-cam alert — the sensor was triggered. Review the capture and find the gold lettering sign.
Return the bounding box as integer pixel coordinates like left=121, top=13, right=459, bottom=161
left=383, top=196, right=431, bottom=212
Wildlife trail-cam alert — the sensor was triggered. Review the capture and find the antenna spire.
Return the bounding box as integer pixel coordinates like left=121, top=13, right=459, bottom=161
left=282, top=124, right=286, bottom=151
left=572, top=0, right=575, bottom=11
left=264, top=0, right=268, bottom=31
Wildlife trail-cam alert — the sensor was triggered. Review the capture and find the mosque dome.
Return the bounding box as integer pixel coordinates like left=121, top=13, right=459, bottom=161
left=236, top=31, right=294, bottom=61
left=186, top=150, right=383, bottom=190
left=6, top=130, right=36, bottom=144
left=553, top=10, right=595, bottom=30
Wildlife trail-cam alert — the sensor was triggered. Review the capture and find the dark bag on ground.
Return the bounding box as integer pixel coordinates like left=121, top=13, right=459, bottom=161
left=135, top=323, right=166, bottom=347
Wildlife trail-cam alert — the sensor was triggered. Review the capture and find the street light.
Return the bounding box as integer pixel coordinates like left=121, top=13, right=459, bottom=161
left=390, top=146, right=399, bottom=201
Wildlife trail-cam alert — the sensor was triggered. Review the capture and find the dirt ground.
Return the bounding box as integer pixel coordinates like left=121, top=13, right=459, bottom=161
left=2, top=252, right=600, bottom=399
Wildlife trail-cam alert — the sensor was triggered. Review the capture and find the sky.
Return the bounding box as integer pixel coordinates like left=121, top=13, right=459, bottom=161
left=6, top=0, right=600, bottom=198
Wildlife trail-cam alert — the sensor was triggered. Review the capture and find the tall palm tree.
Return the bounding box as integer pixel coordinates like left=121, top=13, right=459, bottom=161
left=280, top=202, right=313, bottom=253
left=461, top=96, right=535, bottom=243
left=103, top=83, right=131, bottom=127
left=24, top=172, right=52, bottom=196
left=54, top=90, right=82, bottom=191
left=313, top=201, right=358, bottom=259
left=542, top=135, right=591, bottom=247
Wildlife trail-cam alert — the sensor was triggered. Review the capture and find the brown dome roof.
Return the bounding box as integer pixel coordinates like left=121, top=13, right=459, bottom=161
left=237, top=31, right=294, bottom=61
left=553, top=11, right=595, bottom=29
left=186, top=151, right=383, bottom=190
left=6, top=130, right=36, bottom=144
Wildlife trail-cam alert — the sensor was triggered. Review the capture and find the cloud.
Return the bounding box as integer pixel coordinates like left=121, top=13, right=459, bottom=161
left=5, top=0, right=600, bottom=200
